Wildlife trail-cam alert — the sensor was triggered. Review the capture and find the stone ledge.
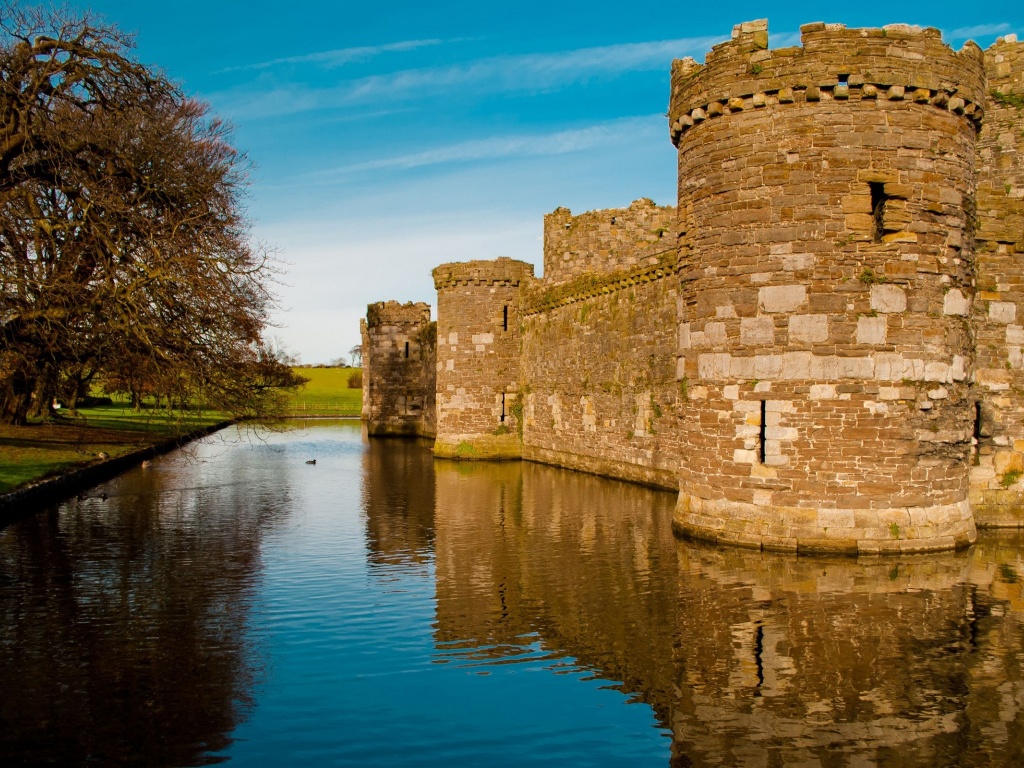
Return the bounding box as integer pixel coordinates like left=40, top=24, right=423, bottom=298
left=521, top=250, right=679, bottom=316
left=671, top=83, right=984, bottom=145
left=522, top=445, right=679, bottom=492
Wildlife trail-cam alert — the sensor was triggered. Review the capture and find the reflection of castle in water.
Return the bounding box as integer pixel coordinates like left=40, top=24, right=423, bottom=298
left=361, top=435, right=436, bottom=572
left=381, top=453, right=1024, bottom=765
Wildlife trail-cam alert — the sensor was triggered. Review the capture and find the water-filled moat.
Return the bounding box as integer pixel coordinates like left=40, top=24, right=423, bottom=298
left=2, top=421, right=1023, bottom=765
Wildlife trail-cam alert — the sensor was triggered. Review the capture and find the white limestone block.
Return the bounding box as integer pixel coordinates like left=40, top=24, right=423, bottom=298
left=704, top=322, right=728, bottom=345
left=857, top=316, right=887, bottom=344
left=678, top=323, right=691, bottom=350
left=782, top=253, right=815, bottom=271
left=942, top=289, right=970, bottom=316
left=809, top=384, right=837, bottom=400
left=870, top=285, right=907, bottom=313
left=759, top=285, right=807, bottom=313
left=753, top=354, right=783, bottom=379
left=741, top=316, right=775, bottom=345
left=781, top=352, right=812, bottom=379
left=990, top=301, right=1017, bottom=324
left=789, top=314, right=829, bottom=343
left=733, top=449, right=756, bottom=464
left=1007, top=325, right=1024, bottom=345
left=698, top=353, right=731, bottom=379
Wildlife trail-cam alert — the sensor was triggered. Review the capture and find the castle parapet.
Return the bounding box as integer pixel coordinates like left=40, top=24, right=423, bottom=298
left=363, top=301, right=436, bottom=437
left=432, top=257, right=535, bottom=290
left=542, top=199, right=677, bottom=287
left=669, top=20, right=986, bottom=146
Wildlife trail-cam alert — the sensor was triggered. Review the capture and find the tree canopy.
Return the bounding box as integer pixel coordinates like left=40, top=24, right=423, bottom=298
left=0, top=3, right=303, bottom=424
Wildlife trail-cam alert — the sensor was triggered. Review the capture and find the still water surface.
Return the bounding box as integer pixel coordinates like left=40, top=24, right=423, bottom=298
left=1, top=421, right=1023, bottom=766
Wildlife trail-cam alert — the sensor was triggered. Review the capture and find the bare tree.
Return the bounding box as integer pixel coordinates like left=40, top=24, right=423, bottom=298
left=0, top=3, right=303, bottom=424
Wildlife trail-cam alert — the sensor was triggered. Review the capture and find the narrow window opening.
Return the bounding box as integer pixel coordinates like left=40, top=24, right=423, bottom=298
left=753, top=623, right=765, bottom=693
left=974, top=401, right=983, bottom=441
left=500, top=393, right=506, bottom=423
left=869, top=182, right=887, bottom=243
left=503, top=305, right=509, bottom=331
left=837, top=73, right=850, bottom=84
left=758, top=400, right=767, bottom=464
left=404, top=341, right=409, bottom=358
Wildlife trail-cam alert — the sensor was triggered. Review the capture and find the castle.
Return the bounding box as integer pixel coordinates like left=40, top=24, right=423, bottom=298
left=361, top=20, right=1024, bottom=555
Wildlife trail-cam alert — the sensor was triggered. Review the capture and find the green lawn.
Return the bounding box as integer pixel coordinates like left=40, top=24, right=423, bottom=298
left=0, top=403, right=228, bottom=494
left=285, top=367, right=362, bottom=416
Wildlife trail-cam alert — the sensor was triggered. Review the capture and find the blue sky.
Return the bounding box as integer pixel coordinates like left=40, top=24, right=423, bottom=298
left=64, top=1, right=1023, bottom=363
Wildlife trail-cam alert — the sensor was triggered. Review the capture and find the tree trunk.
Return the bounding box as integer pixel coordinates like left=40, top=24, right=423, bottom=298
left=27, top=366, right=57, bottom=421
left=0, top=370, right=34, bottom=425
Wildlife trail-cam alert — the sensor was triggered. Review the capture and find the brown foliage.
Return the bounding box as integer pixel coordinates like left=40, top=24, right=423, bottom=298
left=0, top=3, right=303, bottom=423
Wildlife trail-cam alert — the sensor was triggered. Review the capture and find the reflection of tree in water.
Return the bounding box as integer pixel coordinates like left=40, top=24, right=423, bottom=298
left=0, top=458, right=287, bottom=767
left=429, top=452, right=1024, bottom=766
left=361, top=437, right=436, bottom=574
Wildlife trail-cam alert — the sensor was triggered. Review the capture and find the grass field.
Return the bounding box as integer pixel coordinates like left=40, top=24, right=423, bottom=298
left=285, top=367, right=362, bottom=416
left=0, top=403, right=227, bottom=494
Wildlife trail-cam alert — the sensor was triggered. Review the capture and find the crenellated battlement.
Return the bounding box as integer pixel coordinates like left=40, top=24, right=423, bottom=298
left=366, top=300, right=431, bottom=326
left=669, top=20, right=986, bottom=146
left=432, top=257, right=535, bottom=290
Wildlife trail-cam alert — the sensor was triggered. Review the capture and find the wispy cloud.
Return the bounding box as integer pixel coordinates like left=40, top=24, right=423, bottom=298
left=305, top=115, right=664, bottom=178
left=220, top=38, right=448, bottom=73
left=946, top=22, right=1012, bottom=40
left=214, top=35, right=726, bottom=119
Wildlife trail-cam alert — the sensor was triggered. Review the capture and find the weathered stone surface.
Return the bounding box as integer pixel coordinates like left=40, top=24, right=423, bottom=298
left=870, top=285, right=908, bottom=314
left=362, top=301, right=436, bottom=437
left=759, top=285, right=806, bottom=313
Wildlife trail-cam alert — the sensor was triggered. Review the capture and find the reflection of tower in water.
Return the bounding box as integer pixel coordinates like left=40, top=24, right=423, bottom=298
left=432, top=458, right=680, bottom=721
left=427, top=448, right=1024, bottom=765
left=361, top=435, right=436, bottom=572
left=671, top=539, right=1024, bottom=766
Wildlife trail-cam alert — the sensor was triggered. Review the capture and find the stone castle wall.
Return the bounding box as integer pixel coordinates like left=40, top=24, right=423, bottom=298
left=971, top=37, right=1024, bottom=523
left=520, top=258, right=683, bottom=490
left=362, top=301, right=436, bottom=437
left=363, top=20, right=1024, bottom=555
left=542, top=199, right=676, bottom=287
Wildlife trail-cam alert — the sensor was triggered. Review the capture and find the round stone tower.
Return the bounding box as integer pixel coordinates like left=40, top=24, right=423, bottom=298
left=431, top=257, right=535, bottom=459
left=668, top=20, right=986, bottom=553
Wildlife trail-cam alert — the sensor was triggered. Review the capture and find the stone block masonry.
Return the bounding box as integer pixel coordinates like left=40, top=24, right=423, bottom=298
left=362, top=301, right=436, bottom=437
left=971, top=36, right=1024, bottom=524
left=432, top=258, right=534, bottom=459
left=364, top=19, right=1024, bottom=555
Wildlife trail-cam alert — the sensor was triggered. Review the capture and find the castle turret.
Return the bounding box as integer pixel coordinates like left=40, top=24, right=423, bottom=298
left=970, top=35, right=1024, bottom=523
left=362, top=301, right=436, bottom=437
left=432, top=258, right=535, bottom=458
left=669, top=21, right=985, bottom=552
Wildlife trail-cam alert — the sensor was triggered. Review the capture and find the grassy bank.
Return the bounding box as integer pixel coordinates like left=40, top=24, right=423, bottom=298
left=285, top=367, right=362, bottom=416
left=0, top=403, right=227, bottom=494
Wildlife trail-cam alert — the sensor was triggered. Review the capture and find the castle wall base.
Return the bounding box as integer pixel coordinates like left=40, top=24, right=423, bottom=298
left=433, top=433, right=523, bottom=460
left=674, top=493, right=977, bottom=554
left=970, top=490, right=1024, bottom=528
left=523, top=445, right=677, bottom=491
